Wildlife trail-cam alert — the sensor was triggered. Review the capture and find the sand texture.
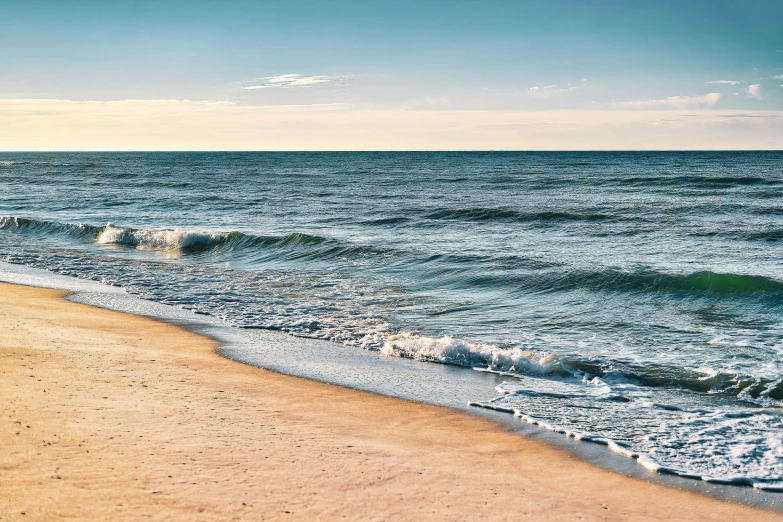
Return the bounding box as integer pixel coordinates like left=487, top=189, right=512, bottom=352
left=0, top=282, right=780, bottom=521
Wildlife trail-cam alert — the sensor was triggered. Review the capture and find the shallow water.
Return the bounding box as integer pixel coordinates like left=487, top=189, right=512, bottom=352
left=1, top=151, right=781, bottom=488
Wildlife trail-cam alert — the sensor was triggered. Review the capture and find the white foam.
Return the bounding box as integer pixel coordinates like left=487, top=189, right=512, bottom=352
left=380, top=332, right=563, bottom=375
left=470, top=390, right=783, bottom=491
left=96, top=224, right=227, bottom=250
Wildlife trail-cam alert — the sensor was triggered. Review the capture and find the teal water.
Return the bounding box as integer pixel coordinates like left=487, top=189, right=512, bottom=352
left=1, top=151, right=781, bottom=488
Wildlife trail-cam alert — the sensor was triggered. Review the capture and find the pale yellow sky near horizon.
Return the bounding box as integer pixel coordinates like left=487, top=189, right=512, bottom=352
left=1, top=98, right=782, bottom=151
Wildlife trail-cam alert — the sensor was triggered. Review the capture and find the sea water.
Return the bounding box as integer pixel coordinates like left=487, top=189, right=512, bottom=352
left=1, top=151, right=781, bottom=489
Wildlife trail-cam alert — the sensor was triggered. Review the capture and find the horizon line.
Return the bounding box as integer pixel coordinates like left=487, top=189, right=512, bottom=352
left=2, top=149, right=782, bottom=153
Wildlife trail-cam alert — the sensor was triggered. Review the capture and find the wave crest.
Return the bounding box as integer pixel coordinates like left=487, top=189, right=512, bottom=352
left=0, top=216, right=101, bottom=239
left=378, top=332, right=782, bottom=405
left=529, top=269, right=783, bottom=296
left=380, top=333, right=567, bottom=375
left=97, top=224, right=229, bottom=251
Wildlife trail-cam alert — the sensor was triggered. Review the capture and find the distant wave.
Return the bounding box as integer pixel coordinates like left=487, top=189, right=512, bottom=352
left=501, top=268, right=783, bottom=297
left=0, top=159, right=100, bottom=168
left=689, top=227, right=783, bottom=243
left=423, top=207, right=613, bottom=223
left=581, top=269, right=783, bottom=295
left=419, top=265, right=783, bottom=299
left=613, top=175, right=775, bottom=187
left=685, top=175, right=770, bottom=186
left=359, top=216, right=411, bottom=226
left=741, top=229, right=783, bottom=242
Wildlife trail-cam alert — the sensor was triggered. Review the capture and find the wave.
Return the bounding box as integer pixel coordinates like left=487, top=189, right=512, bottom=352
left=0, top=216, right=385, bottom=261
left=601, top=269, right=783, bottom=295
left=3, top=217, right=781, bottom=406
left=97, top=224, right=230, bottom=250
left=585, top=362, right=783, bottom=403
left=4, top=217, right=782, bottom=299
left=360, top=216, right=411, bottom=226
left=749, top=207, right=783, bottom=216
left=613, top=175, right=775, bottom=187
left=380, top=333, right=568, bottom=375
left=377, top=332, right=783, bottom=403
left=506, top=268, right=783, bottom=297
left=742, top=229, right=783, bottom=242
left=0, top=160, right=101, bottom=168
left=423, top=207, right=612, bottom=223
left=0, top=216, right=102, bottom=240
left=690, top=175, right=770, bottom=186
left=416, top=266, right=783, bottom=300
left=689, top=227, right=783, bottom=243
left=96, top=224, right=380, bottom=261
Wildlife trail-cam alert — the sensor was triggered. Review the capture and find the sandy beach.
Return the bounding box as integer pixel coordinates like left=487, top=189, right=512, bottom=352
left=0, top=281, right=779, bottom=521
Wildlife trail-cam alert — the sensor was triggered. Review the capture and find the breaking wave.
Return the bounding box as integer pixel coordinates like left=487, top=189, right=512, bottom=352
left=0, top=216, right=382, bottom=260
left=380, top=333, right=567, bottom=375
left=377, top=332, right=783, bottom=405
left=97, top=224, right=230, bottom=250
left=4, top=217, right=783, bottom=299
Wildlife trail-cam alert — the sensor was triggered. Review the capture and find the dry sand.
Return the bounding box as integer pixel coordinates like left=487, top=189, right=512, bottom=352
left=0, top=282, right=780, bottom=521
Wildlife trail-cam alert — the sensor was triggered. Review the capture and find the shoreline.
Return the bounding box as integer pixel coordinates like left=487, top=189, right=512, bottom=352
left=1, top=281, right=780, bottom=520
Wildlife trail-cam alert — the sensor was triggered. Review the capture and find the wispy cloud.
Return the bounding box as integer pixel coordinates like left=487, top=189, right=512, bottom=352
left=243, top=74, right=333, bottom=90
left=748, top=84, right=761, bottom=98
left=705, top=80, right=742, bottom=85
left=773, top=75, right=783, bottom=80
left=529, top=84, right=557, bottom=92
left=192, top=100, right=237, bottom=106
left=618, top=93, right=721, bottom=110
left=528, top=79, right=586, bottom=95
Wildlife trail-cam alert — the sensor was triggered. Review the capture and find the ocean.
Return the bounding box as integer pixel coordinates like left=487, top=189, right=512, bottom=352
left=1, top=151, right=781, bottom=490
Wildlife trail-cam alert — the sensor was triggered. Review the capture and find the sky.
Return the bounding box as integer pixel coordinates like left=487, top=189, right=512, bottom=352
left=1, top=0, right=782, bottom=150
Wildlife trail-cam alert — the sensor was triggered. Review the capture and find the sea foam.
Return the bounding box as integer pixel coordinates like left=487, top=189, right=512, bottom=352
left=380, top=332, right=565, bottom=375
left=472, top=379, right=783, bottom=491
left=96, top=224, right=229, bottom=250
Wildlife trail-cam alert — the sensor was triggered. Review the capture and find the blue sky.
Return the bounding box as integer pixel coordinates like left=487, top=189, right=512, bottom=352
left=1, top=1, right=782, bottom=149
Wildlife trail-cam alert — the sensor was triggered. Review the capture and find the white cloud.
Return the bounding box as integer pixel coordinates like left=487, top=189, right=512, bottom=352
left=529, top=83, right=557, bottom=92
left=528, top=79, right=586, bottom=95
left=243, top=74, right=332, bottom=90
left=618, top=93, right=721, bottom=110
left=748, top=84, right=761, bottom=98
left=706, top=80, right=741, bottom=85
left=773, top=75, right=783, bottom=80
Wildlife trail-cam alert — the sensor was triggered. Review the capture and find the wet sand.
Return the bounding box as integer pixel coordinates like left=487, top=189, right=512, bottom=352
left=0, top=282, right=779, bottom=521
